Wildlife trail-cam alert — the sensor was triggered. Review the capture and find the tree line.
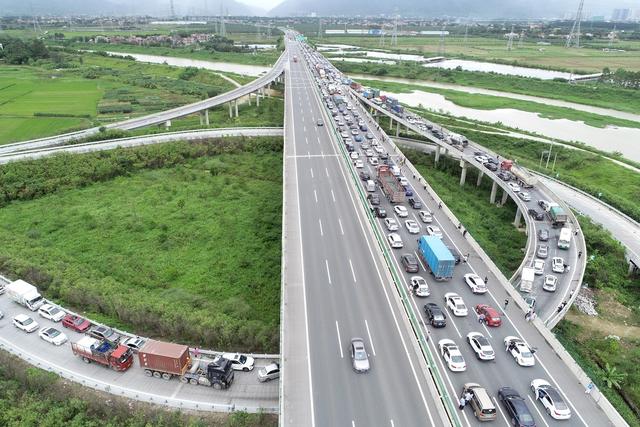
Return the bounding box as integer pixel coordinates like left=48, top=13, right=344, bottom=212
left=0, top=35, right=49, bottom=64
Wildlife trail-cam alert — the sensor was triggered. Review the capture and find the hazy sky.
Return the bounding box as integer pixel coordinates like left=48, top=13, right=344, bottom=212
left=238, top=0, right=285, bottom=10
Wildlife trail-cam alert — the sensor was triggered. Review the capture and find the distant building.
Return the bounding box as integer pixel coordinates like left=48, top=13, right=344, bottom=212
left=612, top=8, right=631, bottom=21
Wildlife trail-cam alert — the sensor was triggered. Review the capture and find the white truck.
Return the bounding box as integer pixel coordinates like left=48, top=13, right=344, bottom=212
left=520, top=267, right=536, bottom=293
left=6, top=280, right=44, bottom=311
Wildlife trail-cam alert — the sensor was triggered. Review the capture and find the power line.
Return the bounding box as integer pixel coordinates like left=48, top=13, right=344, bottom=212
left=566, top=0, right=584, bottom=48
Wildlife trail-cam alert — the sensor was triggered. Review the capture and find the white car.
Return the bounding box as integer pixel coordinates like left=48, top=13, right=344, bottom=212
left=504, top=336, right=535, bottom=367
left=387, top=233, right=403, bottom=248
left=394, top=206, right=409, bottom=218
left=438, top=339, right=467, bottom=372
left=508, top=182, right=521, bottom=192
left=350, top=151, right=359, bottom=159
left=405, top=220, right=420, bottom=234
left=368, top=157, right=379, bottom=166
left=365, top=149, right=374, bottom=157
left=533, top=259, right=545, bottom=275
left=531, top=379, right=572, bottom=420
left=222, top=352, right=255, bottom=372
left=474, top=155, right=488, bottom=164
left=444, top=293, right=468, bottom=316
left=384, top=218, right=399, bottom=231
left=13, top=314, right=39, bottom=333
left=374, top=145, right=384, bottom=154
left=418, top=210, right=433, bottom=223
left=354, top=160, right=364, bottom=168
left=398, top=176, right=409, bottom=187
left=38, top=304, right=66, bottom=322
left=543, top=275, right=558, bottom=292
left=552, top=257, right=565, bottom=273
left=464, top=273, right=487, bottom=294
left=425, top=225, right=443, bottom=238
left=518, top=191, right=531, bottom=201
left=38, top=327, right=68, bottom=345
left=410, top=276, right=430, bottom=297
left=467, top=332, right=495, bottom=361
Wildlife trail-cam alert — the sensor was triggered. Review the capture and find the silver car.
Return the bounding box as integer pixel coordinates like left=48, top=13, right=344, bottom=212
left=351, top=338, right=370, bottom=373
left=536, top=244, right=549, bottom=259
left=258, top=362, right=280, bottom=382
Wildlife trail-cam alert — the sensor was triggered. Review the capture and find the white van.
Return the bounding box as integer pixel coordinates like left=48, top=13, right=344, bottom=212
left=366, top=180, right=376, bottom=192
left=558, top=227, right=572, bottom=249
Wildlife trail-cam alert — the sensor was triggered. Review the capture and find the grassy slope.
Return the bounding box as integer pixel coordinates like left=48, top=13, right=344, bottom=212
left=313, top=35, right=640, bottom=73
left=357, top=78, right=640, bottom=129
left=0, top=143, right=282, bottom=352
left=332, top=60, right=640, bottom=116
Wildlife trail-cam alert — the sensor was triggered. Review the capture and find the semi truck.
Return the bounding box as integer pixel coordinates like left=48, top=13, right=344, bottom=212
left=138, top=340, right=235, bottom=390
left=6, top=280, right=44, bottom=311
left=71, top=336, right=134, bottom=371
left=377, top=165, right=405, bottom=203
left=520, top=267, right=536, bottom=293
left=549, top=206, right=568, bottom=227
left=418, top=235, right=455, bottom=281
left=511, top=165, right=538, bottom=188
left=558, top=226, right=572, bottom=250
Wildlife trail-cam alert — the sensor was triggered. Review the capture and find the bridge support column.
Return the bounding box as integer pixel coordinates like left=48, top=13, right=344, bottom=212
left=434, top=146, right=441, bottom=163
left=248, top=93, right=252, bottom=107
left=396, top=121, right=400, bottom=137
left=476, top=170, right=484, bottom=187
left=490, top=181, right=498, bottom=204
left=389, top=118, right=394, bottom=131
left=501, top=189, right=509, bottom=205
left=164, top=120, right=171, bottom=129
left=256, top=90, right=260, bottom=107
left=229, top=102, right=233, bottom=118
left=459, top=161, right=468, bottom=186
left=235, top=100, right=239, bottom=117
left=204, top=109, right=209, bottom=125
left=514, top=208, right=522, bottom=227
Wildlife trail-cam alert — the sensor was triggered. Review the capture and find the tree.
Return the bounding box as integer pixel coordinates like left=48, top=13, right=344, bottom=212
left=602, top=363, right=627, bottom=389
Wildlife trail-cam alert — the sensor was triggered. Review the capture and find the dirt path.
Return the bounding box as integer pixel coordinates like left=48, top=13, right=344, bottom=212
left=565, top=311, right=640, bottom=340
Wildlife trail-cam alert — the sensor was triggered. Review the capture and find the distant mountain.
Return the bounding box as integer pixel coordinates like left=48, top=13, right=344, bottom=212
left=269, top=0, right=635, bottom=18
left=0, top=0, right=260, bottom=16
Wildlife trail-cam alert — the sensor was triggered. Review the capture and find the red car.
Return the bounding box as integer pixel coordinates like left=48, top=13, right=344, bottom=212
left=62, top=314, right=91, bottom=332
left=475, top=304, right=502, bottom=327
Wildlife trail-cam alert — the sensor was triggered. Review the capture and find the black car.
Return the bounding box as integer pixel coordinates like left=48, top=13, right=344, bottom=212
left=408, top=198, right=423, bottom=209
left=498, top=387, right=536, bottom=427
left=401, top=254, right=419, bottom=273
left=423, top=303, right=446, bottom=328
left=528, top=208, right=544, bottom=221
left=373, top=207, right=387, bottom=218
left=447, top=247, right=461, bottom=265
left=359, top=171, right=371, bottom=181
left=368, top=193, right=380, bottom=206
left=484, top=162, right=498, bottom=171
left=537, top=229, right=549, bottom=242
left=498, top=171, right=511, bottom=181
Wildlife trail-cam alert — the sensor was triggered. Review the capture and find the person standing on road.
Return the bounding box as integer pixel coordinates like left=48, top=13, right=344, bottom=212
left=578, top=251, right=582, bottom=258
left=483, top=276, right=488, bottom=285
left=438, top=202, right=442, bottom=209
left=478, top=313, right=486, bottom=324
left=464, top=391, right=473, bottom=403
left=462, top=229, right=467, bottom=237
left=525, top=310, right=531, bottom=321
left=459, top=397, right=466, bottom=410
left=504, top=298, right=509, bottom=310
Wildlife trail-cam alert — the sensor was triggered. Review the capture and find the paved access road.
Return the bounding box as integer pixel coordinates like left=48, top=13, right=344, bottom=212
left=303, top=42, right=616, bottom=426
left=0, top=292, right=278, bottom=413
left=281, top=38, right=451, bottom=427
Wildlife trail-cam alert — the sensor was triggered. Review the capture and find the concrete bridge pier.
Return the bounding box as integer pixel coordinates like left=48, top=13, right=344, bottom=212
left=229, top=102, right=233, bottom=118
left=396, top=121, right=400, bottom=137
left=459, top=161, right=468, bottom=186
left=389, top=117, right=394, bottom=131
left=490, top=181, right=498, bottom=204
left=476, top=170, right=484, bottom=187
left=434, top=146, right=441, bottom=163
left=514, top=208, right=522, bottom=227
left=164, top=120, right=171, bottom=129
left=501, top=189, right=509, bottom=205
left=235, top=100, right=239, bottom=117
left=256, top=89, right=261, bottom=107
left=199, top=110, right=210, bottom=126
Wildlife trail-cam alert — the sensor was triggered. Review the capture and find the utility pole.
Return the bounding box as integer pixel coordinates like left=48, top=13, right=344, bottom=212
left=438, top=24, right=446, bottom=56
left=566, top=0, right=584, bottom=48
left=518, top=30, right=525, bottom=48
left=219, top=3, right=226, bottom=38
left=391, top=15, right=398, bottom=47
left=506, top=24, right=515, bottom=50
left=463, top=24, right=468, bottom=48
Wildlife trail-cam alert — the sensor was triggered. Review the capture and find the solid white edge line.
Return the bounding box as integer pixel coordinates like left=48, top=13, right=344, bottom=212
left=365, top=319, right=377, bottom=356
left=335, top=320, right=344, bottom=358
left=349, top=259, right=357, bottom=283
left=325, top=259, right=332, bottom=285
left=318, top=218, right=324, bottom=237
left=527, top=395, right=551, bottom=427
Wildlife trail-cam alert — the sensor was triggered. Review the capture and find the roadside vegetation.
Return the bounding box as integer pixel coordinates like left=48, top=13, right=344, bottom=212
left=332, top=60, right=640, bottom=115
left=0, top=137, right=283, bottom=352
left=404, top=148, right=527, bottom=274
left=0, top=350, right=276, bottom=427
left=357, top=78, right=640, bottom=129
left=405, top=144, right=640, bottom=425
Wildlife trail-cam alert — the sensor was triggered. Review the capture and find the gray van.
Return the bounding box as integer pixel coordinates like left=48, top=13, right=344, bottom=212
left=462, top=383, right=497, bottom=421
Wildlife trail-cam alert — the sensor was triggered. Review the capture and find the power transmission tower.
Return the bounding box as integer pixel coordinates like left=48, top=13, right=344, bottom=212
left=170, top=0, right=176, bottom=18
left=566, top=0, right=584, bottom=48
left=438, top=24, right=446, bottom=56
left=506, top=24, right=515, bottom=50
left=463, top=24, right=468, bottom=48
left=608, top=24, right=617, bottom=49
left=219, top=3, right=226, bottom=37
left=318, top=18, right=322, bottom=39
left=518, top=30, right=525, bottom=48
left=379, top=31, right=385, bottom=47
left=203, top=0, right=208, bottom=16
left=391, top=15, right=398, bottom=48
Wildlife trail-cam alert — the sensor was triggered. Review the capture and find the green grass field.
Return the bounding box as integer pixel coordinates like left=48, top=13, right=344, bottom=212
left=0, top=138, right=283, bottom=352
left=358, top=78, right=640, bottom=129
left=313, top=35, right=640, bottom=73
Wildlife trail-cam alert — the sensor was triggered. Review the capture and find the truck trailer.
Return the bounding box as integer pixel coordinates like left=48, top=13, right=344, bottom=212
left=6, top=280, right=44, bottom=311
left=511, top=166, right=538, bottom=188
left=377, top=165, right=405, bottom=203
left=138, top=340, right=234, bottom=389
left=418, top=236, right=455, bottom=281
left=520, top=267, right=536, bottom=293
left=71, top=336, right=133, bottom=371
left=548, top=206, right=568, bottom=227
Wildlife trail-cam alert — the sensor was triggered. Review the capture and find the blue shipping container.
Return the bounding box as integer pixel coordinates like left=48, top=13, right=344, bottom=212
left=418, top=236, right=455, bottom=280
